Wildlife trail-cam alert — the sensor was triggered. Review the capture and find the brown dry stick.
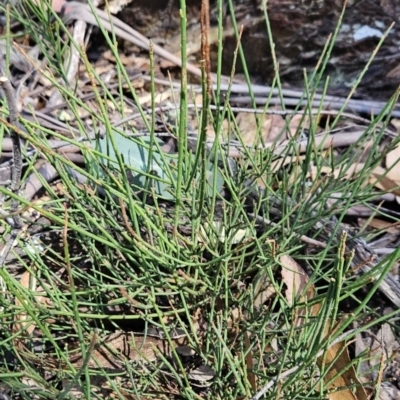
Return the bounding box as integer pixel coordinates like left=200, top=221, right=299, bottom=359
left=49, top=0, right=400, bottom=117
left=68, top=331, right=188, bottom=369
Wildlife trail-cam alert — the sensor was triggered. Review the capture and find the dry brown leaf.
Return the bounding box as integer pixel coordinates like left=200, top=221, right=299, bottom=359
left=206, top=111, right=314, bottom=155
left=357, top=218, right=400, bottom=234
left=281, top=254, right=316, bottom=328
left=106, top=0, right=134, bottom=14
left=279, top=255, right=368, bottom=400
left=138, top=90, right=172, bottom=105
left=358, top=322, right=398, bottom=385
left=188, top=365, right=216, bottom=383
left=319, top=337, right=367, bottom=400
left=287, top=113, right=313, bottom=138
left=386, top=63, right=400, bottom=79
left=206, top=119, right=231, bottom=142
left=252, top=265, right=276, bottom=309
left=307, top=160, right=400, bottom=196
left=236, top=112, right=287, bottom=146
left=386, top=145, right=400, bottom=169
left=93, top=63, right=114, bottom=76
left=228, top=307, right=243, bottom=328
left=310, top=163, right=367, bottom=182
left=280, top=254, right=310, bottom=306
left=368, top=323, right=392, bottom=369
left=379, top=382, right=400, bottom=400
left=194, top=93, right=203, bottom=106
left=192, top=307, right=208, bottom=337
left=371, top=166, right=400, bottom=196
left=14, top=271, right=37, bottom=336
left=102, top=49, right=151, bottom=69
left=390, top=118, right=400, bottom=132
left=271, top=155, right=307, bottom=174
left=69, top=331, right=188, bottom=369
left=244, top=331, right=257, bottom=391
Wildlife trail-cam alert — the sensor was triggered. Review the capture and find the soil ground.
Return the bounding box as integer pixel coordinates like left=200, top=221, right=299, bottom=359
left=113, top=0, right=400, bottom=101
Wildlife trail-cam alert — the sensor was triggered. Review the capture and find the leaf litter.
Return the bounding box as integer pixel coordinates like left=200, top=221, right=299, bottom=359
left=0, top=1, right=400, bottom=399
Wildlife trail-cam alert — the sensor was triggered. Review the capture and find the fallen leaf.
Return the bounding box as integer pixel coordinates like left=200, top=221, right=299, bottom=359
left=188, top=364, right=216, bottom=383
left=385, top=144, right=400, bottom=182
left=279, top=254, right=368, bottom=400
left=371, top=166, right=400, bottom=196
left=252, top=268, right=276, bottom=309
left=106, top=0, right=134, bottom=14
left=390, top=118, right=400, bottom=132
left=244, top=331, right=257, bottom=391
left=287, top=113, right=314, bottom=138
left=68, top=331, right=188, bottom=369
left=280, top=254, right=310, bottom=307
left=320, top=337, right=367, bottom=400
left=199, top=221, right=251, bottom=244
left=378, top=382, right=400, bottom=400
left=236, top=112, right=287, bottom=146
left=13, top=271, right=43, bottom=336
left=357, top=218, right=400, bottom=234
